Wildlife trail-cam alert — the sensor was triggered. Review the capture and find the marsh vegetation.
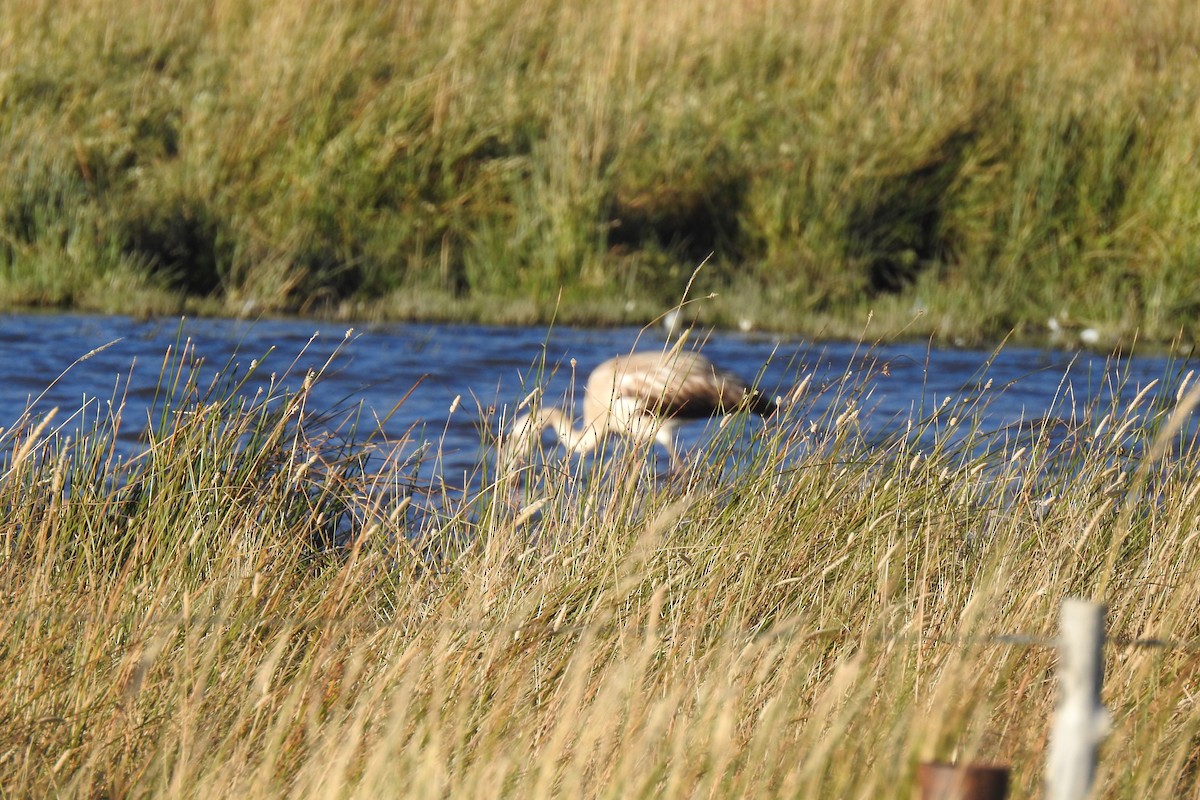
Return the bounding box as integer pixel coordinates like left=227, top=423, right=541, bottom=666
left=3, top=335, right=1200, bottom=797
left=2, top=0, right=1200, bottom=346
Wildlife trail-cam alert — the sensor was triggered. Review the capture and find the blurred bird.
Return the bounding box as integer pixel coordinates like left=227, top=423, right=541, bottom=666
left=502, top=350, right=778, bottom=470
left=662, top=307, right=683, bottom=339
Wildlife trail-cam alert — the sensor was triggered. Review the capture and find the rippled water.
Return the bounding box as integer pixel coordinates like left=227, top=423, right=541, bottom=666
left=0, top=313, right=1191, bottom=482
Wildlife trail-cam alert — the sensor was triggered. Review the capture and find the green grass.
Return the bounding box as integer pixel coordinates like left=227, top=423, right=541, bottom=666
left=3, top=337, right=1200, bottom=796
left=2, top=0, right=1200, bottom=344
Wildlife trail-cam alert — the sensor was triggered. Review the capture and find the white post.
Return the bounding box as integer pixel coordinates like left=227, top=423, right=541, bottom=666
left=1046, top=598, right=1110, bottom=800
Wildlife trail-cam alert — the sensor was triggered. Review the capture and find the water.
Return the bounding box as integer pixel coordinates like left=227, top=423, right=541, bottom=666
left=0, top=313, right=1191, bottom=484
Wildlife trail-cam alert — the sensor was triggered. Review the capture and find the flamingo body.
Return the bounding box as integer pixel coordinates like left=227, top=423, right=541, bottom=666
left=504, top=350, right=776, bottom=469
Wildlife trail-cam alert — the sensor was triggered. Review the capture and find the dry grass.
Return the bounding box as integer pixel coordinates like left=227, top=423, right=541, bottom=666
left=2, top=336, right=1200, bottom=797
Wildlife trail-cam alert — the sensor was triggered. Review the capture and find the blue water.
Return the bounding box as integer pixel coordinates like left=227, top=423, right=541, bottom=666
left=0, top=313, right=1191, bottom=484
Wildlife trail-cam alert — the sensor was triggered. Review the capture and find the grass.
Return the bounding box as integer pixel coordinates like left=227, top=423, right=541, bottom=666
left=2, top=0, right=1200, bottom=347
left=3, top=334, right=1200, bottom=797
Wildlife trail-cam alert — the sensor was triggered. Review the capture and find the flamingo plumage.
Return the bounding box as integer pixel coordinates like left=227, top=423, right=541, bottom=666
left=503, top=350, right=777, bottom=470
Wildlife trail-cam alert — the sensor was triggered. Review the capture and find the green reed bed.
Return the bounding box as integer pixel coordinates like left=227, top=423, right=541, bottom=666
left=3, top=0, right=1200, bottom=346
left=3, top=341, right=1200, bottom=797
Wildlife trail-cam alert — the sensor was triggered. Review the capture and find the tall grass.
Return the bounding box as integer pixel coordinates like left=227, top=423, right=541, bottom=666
left=3, top=338, right=1200, bottom=796
left=1, top=0, right=1200, bottom=344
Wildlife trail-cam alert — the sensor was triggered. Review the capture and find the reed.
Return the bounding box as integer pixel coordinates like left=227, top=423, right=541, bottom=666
left=2, top=336, right=1199, bottom=797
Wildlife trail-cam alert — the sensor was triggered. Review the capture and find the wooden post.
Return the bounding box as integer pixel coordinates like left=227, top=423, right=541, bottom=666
left=1046, top=598, right=1110, bottom=800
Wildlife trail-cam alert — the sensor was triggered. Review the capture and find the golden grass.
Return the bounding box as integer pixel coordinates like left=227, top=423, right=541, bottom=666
left=2, top=336, right=1200, bottom=796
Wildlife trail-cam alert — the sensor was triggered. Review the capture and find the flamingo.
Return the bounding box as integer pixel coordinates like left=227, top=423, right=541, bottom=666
left=502, top=350, right=778, bottom=470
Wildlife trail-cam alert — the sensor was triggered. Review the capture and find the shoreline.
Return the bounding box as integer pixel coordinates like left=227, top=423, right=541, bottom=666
left=3, top=290, right=1191, bottom=359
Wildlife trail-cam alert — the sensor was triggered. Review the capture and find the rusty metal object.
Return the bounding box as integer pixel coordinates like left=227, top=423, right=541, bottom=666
left=918, top=762, right=1010, bottom=800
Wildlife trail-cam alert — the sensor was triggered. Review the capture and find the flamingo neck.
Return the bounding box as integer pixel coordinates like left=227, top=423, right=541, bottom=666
left=539, top=407, right=602, bottom=455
